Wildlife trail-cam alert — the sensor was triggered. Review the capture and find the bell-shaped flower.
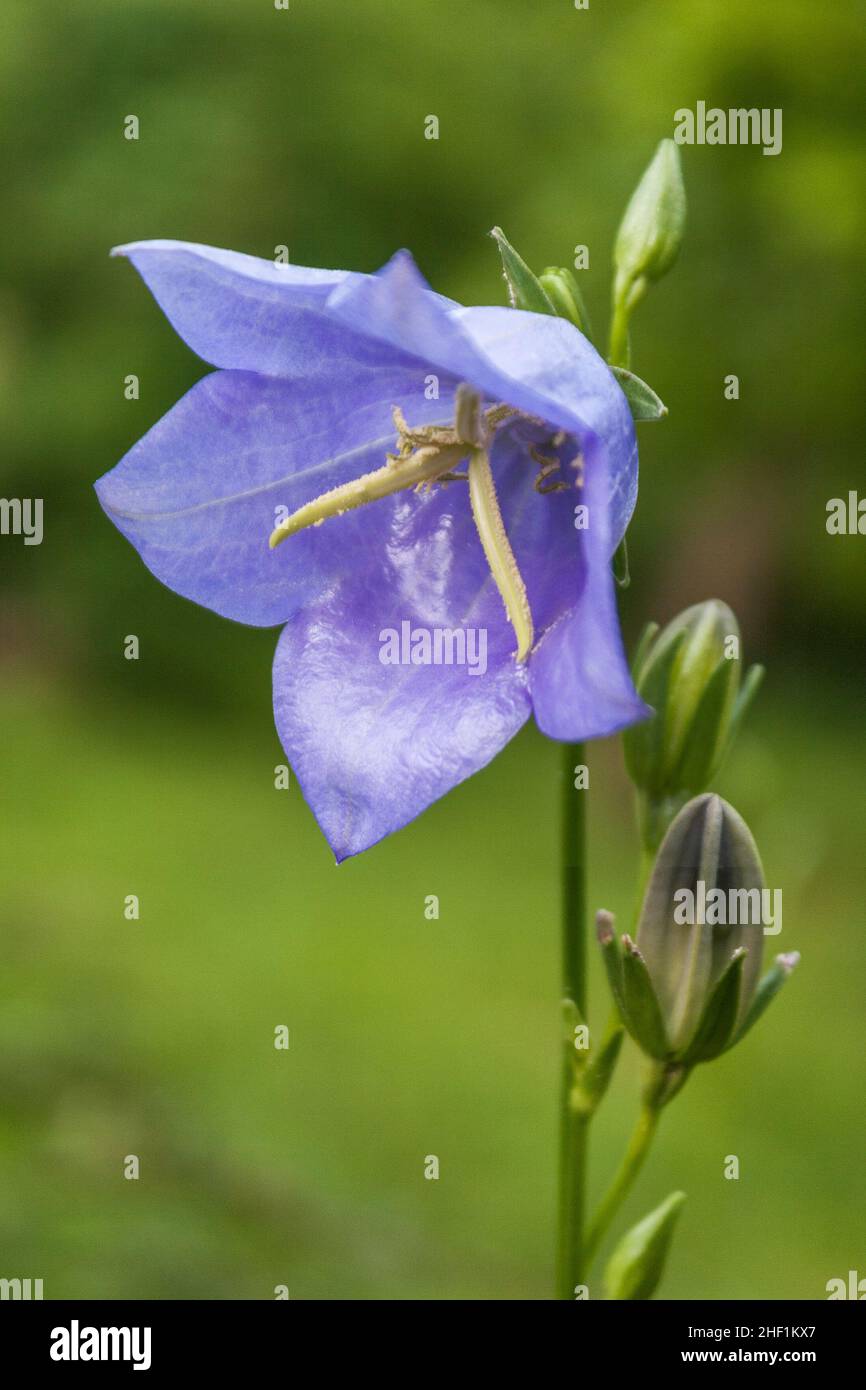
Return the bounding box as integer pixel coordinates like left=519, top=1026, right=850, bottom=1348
left=96, top=241, right=648, bottom=859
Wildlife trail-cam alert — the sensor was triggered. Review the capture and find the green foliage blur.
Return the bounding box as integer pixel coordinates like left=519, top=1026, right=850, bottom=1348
left=1, top=0, right=864, bottom=1299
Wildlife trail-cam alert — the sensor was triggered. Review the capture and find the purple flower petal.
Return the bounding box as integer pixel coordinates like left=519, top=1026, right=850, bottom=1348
left=95, top=367, right=461, bottom=626
left=457, top=304, right=639, bottom=551
left=530, top=430, right=651, bottom=740
left=272, top=565, right=532, bottom=861
left=113, top=239, right=380, bottom=377
left=328, top=250, right=638, bottom=548
left=270, top=413, right=632, bottom=857
left=98, top=240, right=647, bottom=854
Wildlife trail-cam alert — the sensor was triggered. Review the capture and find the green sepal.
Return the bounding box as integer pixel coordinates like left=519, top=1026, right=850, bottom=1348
left=489, top=227, right=557, bottom=316
left=724, top=663, right=765, bottom=758
left=623, top=627, right=688, bottom=794
left=669, top=652, right=738, bottom=793
left=596, top=910, right=626, bottom=1017
left=679, top=948, right=746, bottom=1065
left=726, top=952, right=800, bottom=1052
left=605, top=1191, right=686, bottom=1300
left=610, top=366, right=668, bottom=422
left=621, top=935, right=671, bottom=1060
left=631, top=621, right=660, bottom=681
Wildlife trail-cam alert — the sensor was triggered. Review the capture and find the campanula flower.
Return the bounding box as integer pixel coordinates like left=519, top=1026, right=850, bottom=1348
left=96, top=241, right=647, bottom=859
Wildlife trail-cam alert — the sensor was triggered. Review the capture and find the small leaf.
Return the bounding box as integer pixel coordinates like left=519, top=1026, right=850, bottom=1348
left=605, top=1191, right=686, bottom=1300
left=610, top=366, right=668, bottom=421
left=489, top=227, right=557, bottom=316
left=575, top=1023, right=625, bottom=1113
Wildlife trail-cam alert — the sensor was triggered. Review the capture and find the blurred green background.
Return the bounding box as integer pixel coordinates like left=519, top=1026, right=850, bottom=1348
left=1, top=0, right=864, bottom=1300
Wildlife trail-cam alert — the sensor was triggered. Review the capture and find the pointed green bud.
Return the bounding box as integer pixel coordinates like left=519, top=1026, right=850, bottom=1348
left=538, top=266, right=593, bottom=340
left=609, top=139, right=686, bottom=367
left=489, top=227, right=557, bottom=316
left=624, top=600, right=763, bottom=850
left=635, top=795, right=765, bottom=1057
left=605, top=1191, right=686, bottom=1300
left=613, top=139, right=686, bottom=303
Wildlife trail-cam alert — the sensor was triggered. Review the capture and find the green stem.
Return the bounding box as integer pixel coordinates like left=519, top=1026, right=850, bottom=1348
left=607, top=297, right=631, bottom=370
left=608, top=276, right=646, bottom=370
left=584, top=1102, right=660, bottom=1266
left=556, top=742, right=588, bottom=1298
left=561, top=742, right=587, bottom=1018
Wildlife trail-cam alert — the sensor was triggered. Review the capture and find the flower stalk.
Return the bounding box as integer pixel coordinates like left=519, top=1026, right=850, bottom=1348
left=556, top=741, right=589, bottom=1297
left=585, top=1098, right=660, bottom=1266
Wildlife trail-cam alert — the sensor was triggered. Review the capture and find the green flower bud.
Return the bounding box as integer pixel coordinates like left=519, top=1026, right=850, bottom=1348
left=538, top=266, right=593, bottom=340
left=605, top=1191, right=686, bottom=1300
left=624, top=600, right=764, bottom=849
left=597, top=795, right=799, bottom=1065
left=608, top=139, right=686, bottom=366
left=613, top=139, right=686, bottom=306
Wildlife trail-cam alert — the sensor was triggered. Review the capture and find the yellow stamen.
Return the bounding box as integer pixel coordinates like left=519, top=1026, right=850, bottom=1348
left=467, top=446, right=534, bottom=663
left=269, top=441, right=468, bottom=549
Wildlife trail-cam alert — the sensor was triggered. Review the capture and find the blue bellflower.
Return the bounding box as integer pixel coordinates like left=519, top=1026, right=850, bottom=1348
left=96, top=241, right=648, bottom=859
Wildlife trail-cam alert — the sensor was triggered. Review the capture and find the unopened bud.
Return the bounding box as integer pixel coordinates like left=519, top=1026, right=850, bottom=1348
left=613, top=139, right=686, bottom=305
left=605, top=1191, right=686, bottom=1300
left=624, top=600, right=763, bottom=849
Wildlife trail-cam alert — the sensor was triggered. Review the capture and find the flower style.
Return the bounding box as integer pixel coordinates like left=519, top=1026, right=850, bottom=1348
left=95, top=241, right=648, bottom=859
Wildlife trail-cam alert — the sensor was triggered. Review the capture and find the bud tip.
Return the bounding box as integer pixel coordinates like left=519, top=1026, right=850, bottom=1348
left=596, top=909, right=616, bottom=945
